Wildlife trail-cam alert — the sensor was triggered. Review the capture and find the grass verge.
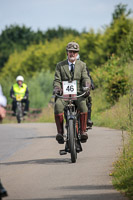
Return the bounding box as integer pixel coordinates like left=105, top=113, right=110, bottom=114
left=91, top=89, right=133, bottom=199
left=112, top=133, right=133, bottom=199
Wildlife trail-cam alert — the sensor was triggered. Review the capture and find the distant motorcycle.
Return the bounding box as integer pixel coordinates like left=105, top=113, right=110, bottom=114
left=15, top=94, right=24, bottom=123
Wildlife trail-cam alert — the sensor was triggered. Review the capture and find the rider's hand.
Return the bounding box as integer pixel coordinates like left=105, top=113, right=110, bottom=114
left=82, top=87, right=89, bottom=92
left=0, top=106, right=6, bottom=119
left=83, top=82, right=91, bottom=97
left=22, top=96, right=27, bottom=100
left=53, top=87, right=63, bottom=96
left=91, top=83, right=95, bottom=90
left=11, top=95, right=16, bottom=99
left=83, top=87, right=90, bottom=97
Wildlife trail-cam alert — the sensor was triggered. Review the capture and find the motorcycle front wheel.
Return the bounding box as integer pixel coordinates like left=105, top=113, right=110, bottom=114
left=68, top=119, right=77, bottom=163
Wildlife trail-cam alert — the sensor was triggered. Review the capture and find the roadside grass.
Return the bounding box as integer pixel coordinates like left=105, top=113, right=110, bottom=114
left=112, top=133, right=133, bottom=199
left=111, top=91, right=133, bottom=199
left=3, top=104, right=54, bottom=124
left=92, top=92, right=129, bottom=130
left=35, top=104, right=54, bottom=123
left=91, top=88, right=133, bottom=199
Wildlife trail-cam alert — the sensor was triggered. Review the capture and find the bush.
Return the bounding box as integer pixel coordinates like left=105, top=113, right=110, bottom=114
left=105, top=72, right=129, bottom=104
left=27, top=71, right=54, bottom=108
left=92, top=56, right=129, bottom=104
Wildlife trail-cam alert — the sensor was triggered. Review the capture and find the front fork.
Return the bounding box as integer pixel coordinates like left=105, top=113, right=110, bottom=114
left=66, top=110, right=82, bottom=153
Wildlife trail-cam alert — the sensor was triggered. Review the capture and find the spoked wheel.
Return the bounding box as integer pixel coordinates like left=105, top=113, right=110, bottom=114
left=16, top=103, right=22, bottom=123
left=68, top=119, right=77, bottom=163
left=16, top=114, right=21, bottom=123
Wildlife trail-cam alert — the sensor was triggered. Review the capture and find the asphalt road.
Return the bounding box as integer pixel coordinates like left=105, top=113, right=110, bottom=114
left=0, top=123, right=127, bottom=200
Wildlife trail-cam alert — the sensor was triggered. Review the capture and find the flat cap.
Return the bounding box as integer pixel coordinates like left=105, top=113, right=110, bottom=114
left=66, top=41, right=79, bottom=52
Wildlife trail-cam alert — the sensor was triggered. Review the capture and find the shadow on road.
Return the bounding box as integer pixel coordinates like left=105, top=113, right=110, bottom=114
left=19, top=135, right=55, bottom=140
left=7, top=192, right=126, bottom=200
left=1, top=158, right=70, bottom=165
left=56, top=184, right=114, bottom=190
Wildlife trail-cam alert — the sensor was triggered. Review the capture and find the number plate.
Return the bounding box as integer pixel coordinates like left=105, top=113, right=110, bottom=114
left=16, top=94, right=23, bottom=101
left=62, top=81, right=77, bottom=100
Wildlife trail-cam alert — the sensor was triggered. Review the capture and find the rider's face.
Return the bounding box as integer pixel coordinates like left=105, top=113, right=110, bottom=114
left=17, top=81, right=23, bottom=86
left=67, top=51, right=78, bottom=63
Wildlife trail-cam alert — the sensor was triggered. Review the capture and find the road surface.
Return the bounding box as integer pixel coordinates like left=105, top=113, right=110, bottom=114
left=0, top=123, right=127, bottom=200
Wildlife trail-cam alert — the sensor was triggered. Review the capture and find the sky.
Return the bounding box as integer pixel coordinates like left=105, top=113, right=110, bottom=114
left=0, top=0, right=133, bottom=34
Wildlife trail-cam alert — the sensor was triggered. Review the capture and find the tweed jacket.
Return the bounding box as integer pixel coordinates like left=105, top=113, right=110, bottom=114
left=53, top=59, right=91, bottom=94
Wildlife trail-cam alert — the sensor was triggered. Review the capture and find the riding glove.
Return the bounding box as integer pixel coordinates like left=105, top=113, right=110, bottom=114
left=53, top=87, right=63, bottom=96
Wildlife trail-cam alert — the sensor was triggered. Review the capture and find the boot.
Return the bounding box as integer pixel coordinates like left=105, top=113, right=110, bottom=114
left=80, top=112, right=88, bottom=142
left=87, top=108, right=93, bottom=129
left=86, top=97, right=93, bottom=129
left=55, top=113, right=64, bottom=144
left=87, top=119, right=93, bottom=128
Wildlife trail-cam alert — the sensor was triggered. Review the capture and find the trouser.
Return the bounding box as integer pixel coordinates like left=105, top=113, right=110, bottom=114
left=54, top=97, right=88, bottom=135
left=12, top=99, right=29, bottom=112
left=54, top=97, right=88, bottom=114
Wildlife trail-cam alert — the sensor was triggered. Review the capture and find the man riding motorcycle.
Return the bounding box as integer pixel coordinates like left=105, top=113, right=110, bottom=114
left=53, top=41, right=91, bottom=144
left=10, top=75, right=29, bottom=115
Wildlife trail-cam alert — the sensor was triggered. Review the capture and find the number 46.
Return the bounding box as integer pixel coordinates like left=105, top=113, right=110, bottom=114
left=66, top=85, right=74, bottom=92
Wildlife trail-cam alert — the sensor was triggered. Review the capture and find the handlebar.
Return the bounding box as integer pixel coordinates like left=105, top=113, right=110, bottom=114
left=55, top=92, right=86, bottom=99
left=12, top=95, right=27, bottom=101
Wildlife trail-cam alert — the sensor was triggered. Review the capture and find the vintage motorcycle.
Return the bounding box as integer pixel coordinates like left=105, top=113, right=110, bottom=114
left=15, top=94, right=24, bottom=123
left=55, top=80, right=88, bottom=163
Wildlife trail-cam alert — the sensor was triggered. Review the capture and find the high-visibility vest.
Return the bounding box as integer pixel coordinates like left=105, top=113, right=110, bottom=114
left=13, top=83, right=27, bottom=98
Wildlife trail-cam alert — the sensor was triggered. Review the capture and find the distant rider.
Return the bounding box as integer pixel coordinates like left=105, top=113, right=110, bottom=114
left=0, top=85, right=7, bottom=122
left=53, top=41, right=91, bottom=144
left=10, top=75, right=29, bottom=115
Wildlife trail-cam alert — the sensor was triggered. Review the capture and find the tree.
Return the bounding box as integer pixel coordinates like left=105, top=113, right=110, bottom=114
left=103, top=4, right=132, bottom=59
left=80, top=30, right=105, bottom=69
left=0, top=25, right=45, bottom=69
left=0, top=25, right=80, bottom=70
left=44, top=26, right=80, bottom=41
left=112, top=3, right=132, bottom=22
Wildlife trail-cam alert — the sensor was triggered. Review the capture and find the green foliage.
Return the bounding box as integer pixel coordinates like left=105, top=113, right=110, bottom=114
left=44, top=26, right=80, bottom=41
left=0, top=35, right=81, bottom=80
left=103, top=16, right=132, bottom=58
left=104, top=57, right=129, bottom=104
left=112, top=3, right=132, bottom=22
left=0, top=25, right=80, bottom=69
left=122, top=26, right=133, bottom=61
left=0, top=77, right=14, bottom=105
left=92, top=56, right=129, bottom=104
left=27, top=71, right=54, bottom=108
left=0, top=71, right=54, bottom=108
left=91, top=90, right=129, bottom=129
left=80, top=30, right=105, bottom=69
left=111, top=90, right=133, bottom=200
left=105, top=73, right=129, bottom=104
left=112, top=134, right=133, bottom=199
left=0, top=25, right=45, bottom=69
